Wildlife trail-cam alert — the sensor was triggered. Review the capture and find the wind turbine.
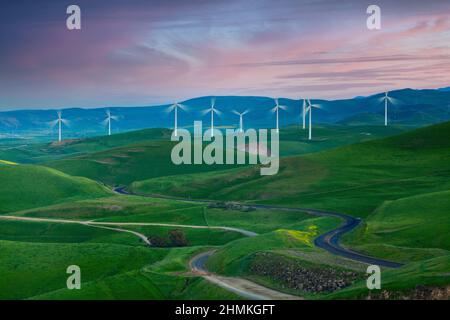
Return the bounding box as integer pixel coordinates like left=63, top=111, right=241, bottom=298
left=103, top=110, right=119, bottom=136
left=271, top=98, right=287, bottom=133
left=305, top=99, right=322, bottom=140
left=380, top=91, right=398, bottom=126
left=167, top=102, right=187, bottom=137
left=232, top=109, right=250, bottom=133
left=49, top=111, right=69, bottom=142
left=201, top=98, right=221, bottom=137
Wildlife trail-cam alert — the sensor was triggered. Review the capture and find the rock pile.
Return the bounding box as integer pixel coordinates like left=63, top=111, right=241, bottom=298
left=250, top=252, right=360, bottom=293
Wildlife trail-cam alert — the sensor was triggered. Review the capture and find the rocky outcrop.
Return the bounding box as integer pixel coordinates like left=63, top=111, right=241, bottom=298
left=208, top=201, right=255, bottom=212
left=249, top=252, right=360, bottom=293
left=367, top=285, right=450, bottom=300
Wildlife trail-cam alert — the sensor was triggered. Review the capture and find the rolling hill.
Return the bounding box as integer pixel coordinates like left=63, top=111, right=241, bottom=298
left=0, top=165, right=111, bottom=213
left=131, top=121, right=450, bottom=217
left=0, top=128, right=172, bottom=164
left=40, top=123, right=409, bottom=186
left=344, top=190, right=450, bottom=262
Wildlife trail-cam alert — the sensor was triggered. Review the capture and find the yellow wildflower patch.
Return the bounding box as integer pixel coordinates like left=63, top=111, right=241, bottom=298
left=276, top=226, right=319, bottom=247
left=0, top=159, right=18, bottom=166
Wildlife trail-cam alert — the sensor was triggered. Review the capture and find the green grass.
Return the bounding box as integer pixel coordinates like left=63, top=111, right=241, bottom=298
left=0, top=220, right=139, bottom=245
left=0, top=239, right=166, bottom=299
left=0, top=122, right=448, bottom=300
left=0, top=128, right=172, bottom=164
left=11, top=194, right=320, bottom=234
left=206, top=216, right=340, bottom=275
left=325, top=254, right=450, bottom=299
left=0, top=223, right=241, bottom=300
left=12, top=195, right=196, bottom=221
left=45, top=140, right=240, bottom=186
left=39, top=124, right=410, bottom=186
left=0, top=165, right=111, bottom=214
left=132, top=121, right=450, bottom=218
left=343, top=190, right=450, bottom=262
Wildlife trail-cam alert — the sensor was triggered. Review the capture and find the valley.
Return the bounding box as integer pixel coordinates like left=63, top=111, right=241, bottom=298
left=0, top=118, right=449, bottom=300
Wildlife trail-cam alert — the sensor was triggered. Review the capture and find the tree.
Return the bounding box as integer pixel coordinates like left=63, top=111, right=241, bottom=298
left=148, top=235, right=168, bottom=247
left=168, top=229, right=189, bottom=247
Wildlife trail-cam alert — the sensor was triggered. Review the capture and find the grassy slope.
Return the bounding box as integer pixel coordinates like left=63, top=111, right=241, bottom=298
left=344, top=190, right=450, bottom=262
left=326, top=254, right=450, bottom=299
left=0, top=165, right=111, bottom=213
left=45, top=140, right=239, bottom=186
left=0, top=128, right=172, bottom=164
left=10, top=194, right=320, bottom=234
left=206, top=216, right=341, bottom=275
left=132, top=121, right=450, bottom=218
left=0, top=221, right=241, bottom=300
left=41, top=124, right=408, bottom=186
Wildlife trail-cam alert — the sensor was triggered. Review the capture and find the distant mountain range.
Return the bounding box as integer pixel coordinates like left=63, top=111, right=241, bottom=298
left=1, top=88, right=449, bottom=140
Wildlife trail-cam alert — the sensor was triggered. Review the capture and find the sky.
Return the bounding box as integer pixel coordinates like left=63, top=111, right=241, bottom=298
left=0, top=0, right=449, bottom=109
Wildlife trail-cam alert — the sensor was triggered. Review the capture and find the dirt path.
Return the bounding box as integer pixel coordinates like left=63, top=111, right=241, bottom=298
left=0, top=215, right=256, bottom=238
left=190, top=251, right=302, bottom=300
left=0, top=214, right=300, bottom=300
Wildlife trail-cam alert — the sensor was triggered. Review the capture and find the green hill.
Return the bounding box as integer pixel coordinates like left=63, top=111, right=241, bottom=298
left=131, top=121, right=450, bottom=217
left=344, top=190, right=450, bottom=262
left=42, top=124, right=409, bottom=187
left=0, top=128, right=172, bottom=164
left=44, top=140, right=239, bottom=186
left=0, top=165, right=111, bottom=213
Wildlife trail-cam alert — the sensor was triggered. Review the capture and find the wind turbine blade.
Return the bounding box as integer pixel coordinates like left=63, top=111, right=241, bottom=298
left=61, top=119, right=70, bottom=126
left=214, top=108, right=222, bottom=116
left=242, top=109, right=250, bottom=115
left=211, top=98, right=216, bottom=108
left=270, top=106, right=277, bottom=113
left=165, top=104, right=176, bottom=113
left=101, top=118, right=109, bottom=126
left=49, top=120, right=58, bottom=128
left=388, top=96, right=401, bottom=105
left=200, top=109, right=211, bottom=116
left=232, top=110, right=240, bottom=116
left=279, top=105, right=288, bottom=111
left=178, top=103, right=188, bottom=111
left=110, top=115, right=119, bottom=121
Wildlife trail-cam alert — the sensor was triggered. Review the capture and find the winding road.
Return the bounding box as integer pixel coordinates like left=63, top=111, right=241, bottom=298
left=113, top=186, right=404, bottom=299
left=114, top=187, right=404, bottom=268
left=0, top=187, right=403, bottom=301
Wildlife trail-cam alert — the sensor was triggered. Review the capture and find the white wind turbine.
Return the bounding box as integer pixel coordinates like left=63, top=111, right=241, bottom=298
left=305, top=99, right=322, bottom=140
left=201, top=98, right=222, bottom=137
left=271, top=98, right=287, bottom=133
left=50, top=111, right=69, bottom=142
left=167, top=102, right=187, bottom=137
left=379, top=91, right=399, bottom=126
left=103, top=110, right=119, bottom=136
left=232, top=109, right=250, bottom=133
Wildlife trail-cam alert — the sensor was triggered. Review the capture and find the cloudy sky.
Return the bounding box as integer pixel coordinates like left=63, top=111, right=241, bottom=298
left=1, top=0, right=449, bottom=109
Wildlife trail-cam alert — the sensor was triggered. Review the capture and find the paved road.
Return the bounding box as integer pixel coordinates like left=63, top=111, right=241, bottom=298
left=114, top=186, right=404, bottom=268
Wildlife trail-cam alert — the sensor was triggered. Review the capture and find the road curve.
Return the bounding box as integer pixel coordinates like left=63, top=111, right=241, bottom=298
left=114, top=186, right=404, bottom=268
left=190, top=250, right=302, bottom=300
